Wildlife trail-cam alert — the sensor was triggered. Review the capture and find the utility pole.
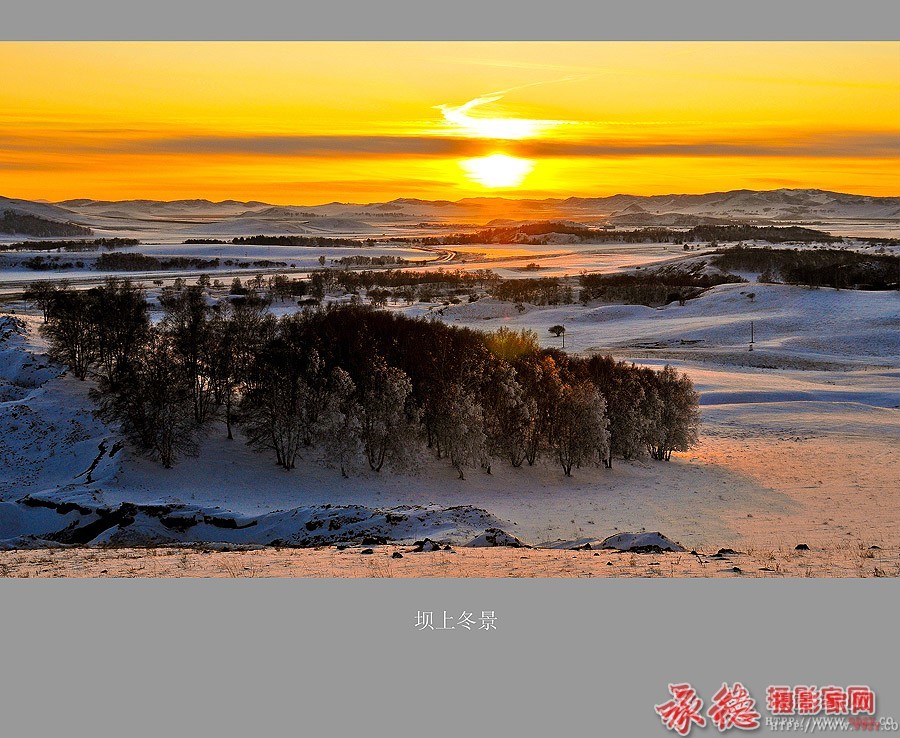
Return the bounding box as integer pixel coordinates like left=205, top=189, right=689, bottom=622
left=749, top=320, right=754, bottom=351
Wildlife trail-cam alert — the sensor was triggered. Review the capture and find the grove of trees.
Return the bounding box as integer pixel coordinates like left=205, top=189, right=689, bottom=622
left=712, top=246, right=899, bottom=290
left=38, top=283, right=701, bottom=476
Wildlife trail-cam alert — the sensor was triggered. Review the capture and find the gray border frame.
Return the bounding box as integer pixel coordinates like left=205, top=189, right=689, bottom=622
left=2, top=0, right=900, bottom=40
left=1, top=2, right=898, bottom=735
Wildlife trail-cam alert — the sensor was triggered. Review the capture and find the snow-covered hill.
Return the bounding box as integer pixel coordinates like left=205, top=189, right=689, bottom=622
left=20, top=189, right=897, bottom=235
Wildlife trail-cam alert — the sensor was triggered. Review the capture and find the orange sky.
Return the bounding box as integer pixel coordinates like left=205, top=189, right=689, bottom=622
left=1, top=42, right=898, bottom=204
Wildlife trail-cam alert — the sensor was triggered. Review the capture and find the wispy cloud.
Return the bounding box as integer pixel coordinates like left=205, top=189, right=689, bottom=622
left=435, top=79, right=585, bottom=139
left=3, top=129, right=897, bottom=163
left=126, top=135, right=485, bottom=157
left=514, top=132, right=900, bottom=159
left=134, top=130, right=900, bottom=160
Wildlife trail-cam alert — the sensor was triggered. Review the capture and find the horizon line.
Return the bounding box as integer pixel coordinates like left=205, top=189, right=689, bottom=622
left=6, top=186, right=899, bottom=211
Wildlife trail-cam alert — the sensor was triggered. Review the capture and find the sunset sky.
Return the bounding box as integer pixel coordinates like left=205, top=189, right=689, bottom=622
left=1, top=42, right=898, bottom=204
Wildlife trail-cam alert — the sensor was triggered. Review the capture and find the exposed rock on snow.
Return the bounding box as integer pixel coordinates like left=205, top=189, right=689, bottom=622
left=412, top=538, right=442, bottom=552
left=539, top=537, right=602, bottom=550
left=467, top=528, right=528, bottom=548
left=0, top=316, right=26, bottom=342
left=599, top=532, right=686, bottom=553
left=0, top=498, right=503, bottom=549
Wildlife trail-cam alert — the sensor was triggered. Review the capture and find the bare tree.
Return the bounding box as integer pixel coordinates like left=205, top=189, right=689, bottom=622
left=320, top=367, right=362, bottom=478
left=516, top=355, right=564, bottom=466
left=645, top=365, right=700, bottom=461
left=482, top=363, right=531, bottom=468
left=357, top=357, right=418, bottom=472
left=550, top=382, right=609, bottom=476
left=240, top=335, right=308, bottom=470
left=432, top=383, right=487, bottom=479
left=41, top=289, right=96, bottom=380
left=98, top=332, right=198, bottom=468
left=90, top=278, right=149, bottom=389
left=159, top=286, right=215, bottom=424
left=25, top=280, right=67, bottom=322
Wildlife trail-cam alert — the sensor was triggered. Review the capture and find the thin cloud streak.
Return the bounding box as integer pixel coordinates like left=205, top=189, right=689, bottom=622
left=130, top=131, right=900, bottom=160
left=516, top=132, right=900, bottom=159
left=126, top=135, right=488, bottom=157
left=3, top=131, right=897, bottom=161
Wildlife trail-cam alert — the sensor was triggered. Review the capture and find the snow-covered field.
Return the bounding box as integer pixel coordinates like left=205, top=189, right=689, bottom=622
left=1, top=266, right=897, bottom=576
left=0, top=243, right=442, bottom=294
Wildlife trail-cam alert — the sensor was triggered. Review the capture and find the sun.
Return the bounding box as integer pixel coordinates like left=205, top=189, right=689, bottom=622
left=460, top=154, right=535, bottom=188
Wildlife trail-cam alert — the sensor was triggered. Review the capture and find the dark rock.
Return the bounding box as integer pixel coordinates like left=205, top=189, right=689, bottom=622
left=160, top=515, right=198, bottom=533
left=203, top=515, right=257, bottom=530
left=600, top=532, right=686, bottom=553
left=717, top=548, right=739, bottom=555
left=391, top=552, right=403, bottom=559
left=795, top=544, right=811, bottom=551
left=412, top=539, right=442, bottom=552
left=360, top=548, right=374, bottom=555
left=45, top=502, right=138, bottom=545
left=466, top=528, right=528, bottom=548
left=628, top=545, right=666, bottom=554
left=361, top=535, right=388, bottom=545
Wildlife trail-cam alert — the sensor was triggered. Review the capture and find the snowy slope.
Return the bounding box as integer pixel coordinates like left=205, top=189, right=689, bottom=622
left=0, top=316, right=506, bottom=547
left=1, top=274, right=897, bottom=551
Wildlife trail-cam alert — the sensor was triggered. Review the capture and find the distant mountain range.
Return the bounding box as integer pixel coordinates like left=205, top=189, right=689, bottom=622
left=2, top=189, right=898, bottom=238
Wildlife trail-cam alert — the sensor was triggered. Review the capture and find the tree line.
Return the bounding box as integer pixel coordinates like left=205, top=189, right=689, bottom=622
left=711, top=246, right=899, bottom=290
left=579, top=269, right=745, bottom=306
left=37, top=282, right=700, bottom=476
left=393, top=222, right=842, bottom=247
left=0, top=238, right=139, bottom=252
left=0, top=210, right=92, bottom=238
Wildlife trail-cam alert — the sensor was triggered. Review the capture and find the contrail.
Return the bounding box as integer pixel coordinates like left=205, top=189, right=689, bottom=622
left=435, top=75, right=588, bottom=138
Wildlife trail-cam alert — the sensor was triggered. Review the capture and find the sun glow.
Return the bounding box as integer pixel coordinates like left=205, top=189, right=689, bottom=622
left=459, top=154, right=535, bottom=188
